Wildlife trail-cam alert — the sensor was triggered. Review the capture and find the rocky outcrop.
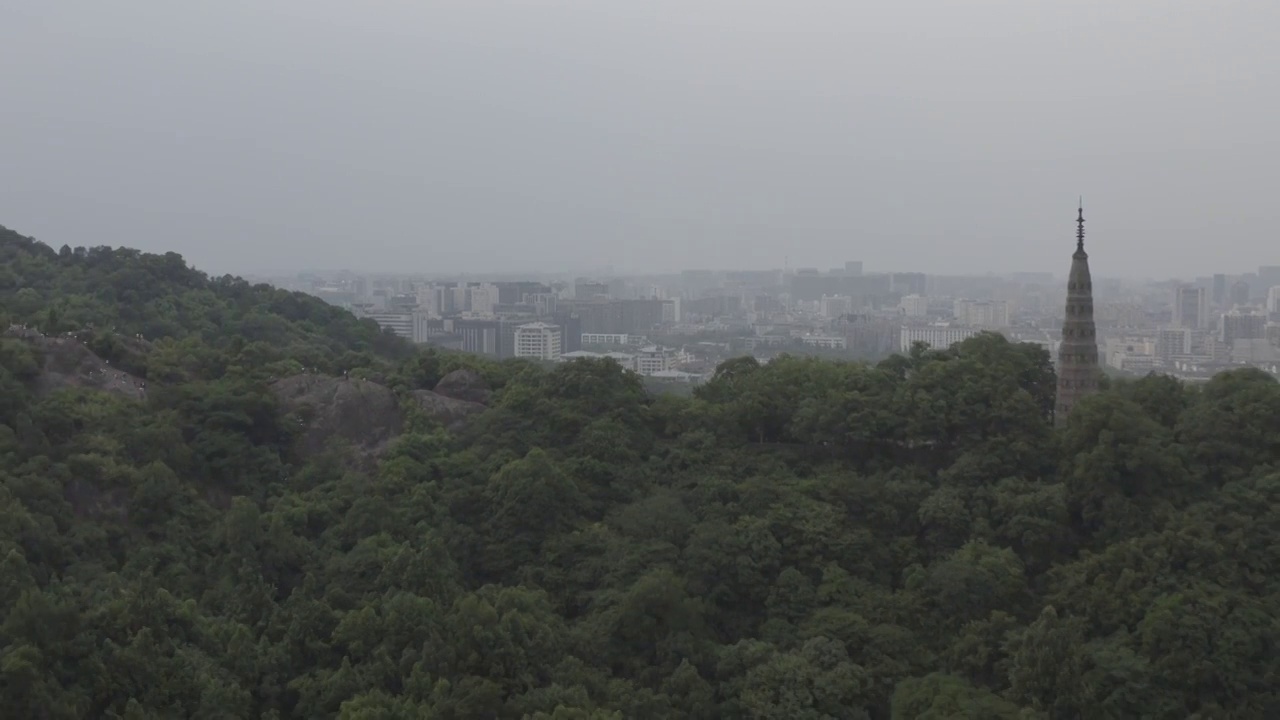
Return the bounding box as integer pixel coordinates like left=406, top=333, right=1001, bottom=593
left=270, top=375, right=404, bottom=457
left=270, top=373, right=489, bottom=459
left=6, top=327, right=148, bottom=401
left=411, top=389, right=487, bottom=430
left=433, top=369, right=492, bottom=405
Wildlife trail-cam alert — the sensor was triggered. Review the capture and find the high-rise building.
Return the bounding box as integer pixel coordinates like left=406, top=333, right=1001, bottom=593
left=1172, top=286, right=1208, bottom=329
left=1220, top=311, right=1266, bottom=345
left=574, top=279, right=610, bottom=301
left=451, top=318, right=501, bottom=355
left=1266, top=285, right=1280, bottom=316
left=1212, top=274, right=1227, bottom=308
left=552, top=312, right=582, bottom=354
left=1229, top=280, right=1250, bottom=307
left=514, top=322, right=563, bottom=361
left=417, top=283, right=461, bottom=317
left=890, top=272, right=927, bottom=296
left=821, top=295, right=852, bottom=319
left=1055, top=203, right=1099, bottom=427
left=1258, top=266, right=1280, bottom=293
left=1155, top=327, right=1192, bottom=364
left=954, top=299, right=1011, bottom=328
left=753, top=294, right=784, bottom=313
left=662, top=298, right=680, bottom=324
left=838, top=314, right=900, bottom=356
left=619, top=299, right=666, bottom=333
left=468, top=284, right=499, bottom=315
left=524, top=292, right=558, bottom=317
left=898, top=294, right=929, bottom=317
left=412, top=313, right=446, bottom=344
left=497, top=281, right=552, bottom=305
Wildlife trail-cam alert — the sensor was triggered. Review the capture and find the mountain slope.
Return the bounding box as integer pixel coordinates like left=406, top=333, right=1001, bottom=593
left=0, top=223, right=414, bottom=380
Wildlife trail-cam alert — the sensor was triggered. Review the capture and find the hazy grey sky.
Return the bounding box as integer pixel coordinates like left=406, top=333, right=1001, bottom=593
left=3, top=1, right=1278, bottom=278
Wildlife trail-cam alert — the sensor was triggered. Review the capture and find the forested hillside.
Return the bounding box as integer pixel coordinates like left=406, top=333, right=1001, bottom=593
left=3, top=224, right=1280, bottom=719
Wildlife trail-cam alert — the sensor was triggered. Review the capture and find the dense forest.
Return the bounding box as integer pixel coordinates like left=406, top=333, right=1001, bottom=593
left=3, top=223, right=1280, bottom=719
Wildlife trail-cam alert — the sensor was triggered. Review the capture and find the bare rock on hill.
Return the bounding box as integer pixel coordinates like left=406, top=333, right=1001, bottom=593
left=433, top=368, right=492, bottom=405
left=270, top=374, right=489, bottom=459
left=271, top=375, right=404, bottom=457
left=7, top=328, right=148, bottom=401
left=411, top=389, right=487, bottom=430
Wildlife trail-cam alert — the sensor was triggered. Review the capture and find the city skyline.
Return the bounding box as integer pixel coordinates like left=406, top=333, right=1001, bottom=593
left=255, top=198, right=1279, bottom=387
left=238, top=259, right=1280, bottom=286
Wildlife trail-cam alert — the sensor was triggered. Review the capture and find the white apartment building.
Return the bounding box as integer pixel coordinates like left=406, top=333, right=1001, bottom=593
left=899, top=294, right=929, bottom=317
left=514, top=322, right=562, bottom=361
left=634, top=345, right=678, bottom=375
left=1267, top=285, right=1280, bottom=315
left=953, top=299, right=1010, bottom=328
left=414, top=287, right=436, bottom=315
left=468, top=284, right=499, bottom=315
left=363, top=312, right=414, bottom=340
left=899, top=326, right=980, bottom=352
left=820, top=295, right=852, bottom=319
left=416, top=285, right=455, bottom=317
left=664, top=297, right=681, bottom=323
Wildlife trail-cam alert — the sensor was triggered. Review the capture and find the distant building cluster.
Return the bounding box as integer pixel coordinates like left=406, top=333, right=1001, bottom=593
left=264, top=243, right=1280, bottom=386
left=1091, top=267, right=1280, bottom=380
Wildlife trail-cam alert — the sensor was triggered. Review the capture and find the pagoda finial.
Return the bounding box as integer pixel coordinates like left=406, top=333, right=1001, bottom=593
left=1076, top=199, right=1085, bottom=252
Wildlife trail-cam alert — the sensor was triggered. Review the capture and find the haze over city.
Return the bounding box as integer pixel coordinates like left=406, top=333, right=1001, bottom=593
left=3, top=0, right=1279, bottom=278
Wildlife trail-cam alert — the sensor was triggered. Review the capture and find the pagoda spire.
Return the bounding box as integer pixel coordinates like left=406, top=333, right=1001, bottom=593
left=1076, top=199, right=1085, bottom=253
